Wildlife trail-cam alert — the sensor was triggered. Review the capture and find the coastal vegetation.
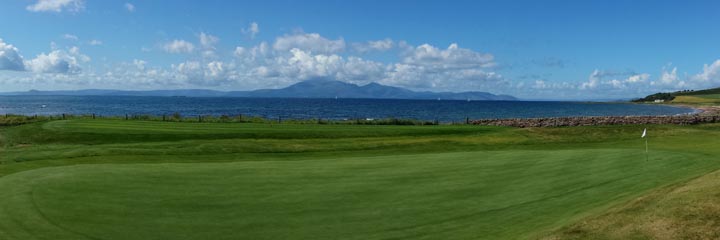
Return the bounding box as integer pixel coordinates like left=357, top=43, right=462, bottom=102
left=633, top=87, right=720, bottom=103
left=1, top=119, right=720, bottom=239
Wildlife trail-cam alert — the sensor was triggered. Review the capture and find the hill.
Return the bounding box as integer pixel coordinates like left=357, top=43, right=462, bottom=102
left=632, top=87, right=720, bottom=103
left=0, top=80, right=516, bottom=101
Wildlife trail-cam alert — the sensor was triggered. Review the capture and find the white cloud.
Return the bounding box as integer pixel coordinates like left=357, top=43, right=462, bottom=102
left=88, top=39, right=103, bottom=46
left=124, top=3, right=135, bottom=12
left=692, top=60, right=720, bottom=84
left=659, top=67, right=678, bottom=85
left=233, top=47, right=246, bottom=57
left=242, top=22, right=260, bottom=39
left=133, top=59, right=146, bottom=70
left=283, top=48, right=344, bottom=80
left=580, top=69, right=649, bottom=90
left=0, top=32, right=509, bottom=94
left=172, top=61, right=202, bottom=80
left=580, top=69, right=601, bottom=89
left=384, top=63, right=502, bottom=90
left=163, top=40, right=195, bottom=54
left=171, top=60, right=237, bottom=86
left=341, top=56, right=387, bottom=81
left=0, top=39, right=26, bottom=71
left=402, top=43, right=496, bottom=69
left=233, top=42, right=270, bottom=62
left=25, top=49, right=85, bottom=74
left=62, top=34, right=79, bottom=41
left=27, top=0, right=85, bottom=13
left=1, top=39, right=89, bottom=75
left=626, top=73, right=650, bottom=83
left=229, top=40, right=504, bottom=91
left=199, top=32, right=219, bottom=49
left=352, top=39, right=394, bottom=53
left=198, top=33, right=220, bottom=59
left=273, top=33, right=345, bottom=54
left=206, top=61, right=225, bottom=78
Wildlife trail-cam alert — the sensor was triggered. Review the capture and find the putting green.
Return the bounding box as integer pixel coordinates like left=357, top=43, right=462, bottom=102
left=0, top=149, right=714, bottom=240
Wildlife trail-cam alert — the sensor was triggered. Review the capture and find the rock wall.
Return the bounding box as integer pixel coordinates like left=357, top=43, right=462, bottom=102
left=471, top=115, right=720, bottom=128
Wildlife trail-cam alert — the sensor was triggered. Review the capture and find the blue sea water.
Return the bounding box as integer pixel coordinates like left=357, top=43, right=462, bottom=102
left=0, top=96, right=695, bottom=122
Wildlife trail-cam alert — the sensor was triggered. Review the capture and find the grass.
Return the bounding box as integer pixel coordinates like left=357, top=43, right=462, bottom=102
left=543, top=167, right=720, bottom=240
left=672, top=95, right=720, bottom=104
left=1, top=119, right=720, bottom=239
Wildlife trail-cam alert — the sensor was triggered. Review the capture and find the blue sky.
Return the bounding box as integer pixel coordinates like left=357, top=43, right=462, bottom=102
left=1, top=0, right=720, bottom=99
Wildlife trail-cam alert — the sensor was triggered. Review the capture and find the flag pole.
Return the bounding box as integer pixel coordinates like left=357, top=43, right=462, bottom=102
left=642, top=128, right=648, bottom=161
left=645, top=138, right=648, bottom=161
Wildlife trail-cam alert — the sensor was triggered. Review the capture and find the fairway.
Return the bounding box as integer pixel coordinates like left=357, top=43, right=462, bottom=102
left=1, top=119, right=720, bottom=239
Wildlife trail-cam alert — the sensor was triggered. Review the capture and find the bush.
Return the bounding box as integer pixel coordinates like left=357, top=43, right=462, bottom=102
left=0, top=115, right=47, bottom=126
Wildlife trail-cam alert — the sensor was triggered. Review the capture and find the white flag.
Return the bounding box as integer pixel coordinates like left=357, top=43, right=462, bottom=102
left=641, top=128, right=647, bottom=138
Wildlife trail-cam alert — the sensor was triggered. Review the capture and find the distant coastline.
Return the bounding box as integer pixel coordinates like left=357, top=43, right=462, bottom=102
left=0, top=80, right=516, bottom=101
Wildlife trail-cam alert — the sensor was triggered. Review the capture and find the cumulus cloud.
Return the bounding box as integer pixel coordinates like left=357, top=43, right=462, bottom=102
left=228, top=38, right=505, bottom=91
left=574, top=61, right=720, bottom=97
left=656, top=66, right=679, bottom=86
left=385, top=62, right=502, bottom=90
left=273, top=33, right=345, bottom=54
left=198, top=33, right=220, bottom=59
left=133, top=59, right=146, bottom=70
left=580, top=69, right=602, bottom=89
left=163, top=40, right=195, bottom=54
left=402, top=43, right=496, bottom=69
left=692, top=60, right=720, bottom=84
left=171, top=60, right=238, bottom=86
left=199, top=32, right=219, bottom=49
left=4, top=30, right=513, bottom=92
left=0, top=32, right=512, bottom=94
left=580, top=69, right=649, bottom=90
left=1, top=39, right=90, bottom=74
left=124, top=3, right=135, bottom=12
left=27, top=0, right=85, bottom=13
left=352, top=39, right=394, bottom=53
left=0, top=39, right=26, bottom=71
left=283, top=48, right=344, bottom=80
left=242, top=22, right=260, bottom=39
left=233, top=42, right=270, bottom=62
left=233, top=47, right=246, bottom=57
left=341, top=56, right=387, bottom=81
left=25, top=48, right=87, bottom=74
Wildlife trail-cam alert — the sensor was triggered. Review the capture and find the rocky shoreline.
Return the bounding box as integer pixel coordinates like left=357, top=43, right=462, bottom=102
left=471, top=105, right=720, bottom=128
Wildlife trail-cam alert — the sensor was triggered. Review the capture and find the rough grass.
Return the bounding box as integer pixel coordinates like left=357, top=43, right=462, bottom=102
left=0, top=119, right=719, bottom=239
left=542, top=168, right=720, bottom=240
left=672, top=95, right=720, bottom=104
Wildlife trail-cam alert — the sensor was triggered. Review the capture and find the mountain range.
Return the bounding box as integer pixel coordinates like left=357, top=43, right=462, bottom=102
left=0, top=80, right=516, bottom=101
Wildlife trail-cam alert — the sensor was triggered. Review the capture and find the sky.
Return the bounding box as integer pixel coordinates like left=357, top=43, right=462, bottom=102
left=1, top=0, right=720, bottom=100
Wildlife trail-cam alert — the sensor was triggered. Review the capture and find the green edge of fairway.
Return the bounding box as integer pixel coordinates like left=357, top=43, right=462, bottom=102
left=1, top=119, right=720, bottom=239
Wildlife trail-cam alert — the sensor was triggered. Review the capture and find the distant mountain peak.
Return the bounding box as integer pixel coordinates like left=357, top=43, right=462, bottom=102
left=234, top=80, right=515, bottom=100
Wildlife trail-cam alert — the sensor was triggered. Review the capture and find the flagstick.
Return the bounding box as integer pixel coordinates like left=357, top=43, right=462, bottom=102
left=645, top=138, right=648, bottom=161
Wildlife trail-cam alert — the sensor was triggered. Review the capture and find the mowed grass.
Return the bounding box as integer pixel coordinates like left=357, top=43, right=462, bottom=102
left=1, top=119, right=720, bottom=239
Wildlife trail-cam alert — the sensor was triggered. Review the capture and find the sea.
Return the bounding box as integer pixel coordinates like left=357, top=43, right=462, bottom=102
left=0, top=96, right=695, bottom=122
